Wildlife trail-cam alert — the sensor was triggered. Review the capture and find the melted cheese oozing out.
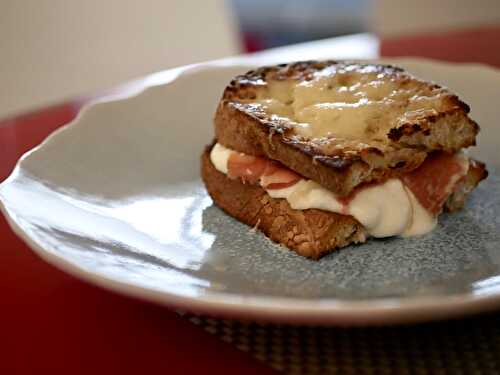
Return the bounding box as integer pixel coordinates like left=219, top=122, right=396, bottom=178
left=210, top=143, right=232, bottom=174
left=209, top=143, right=438, bottom=238
left=250, top=66, right=444, bottom=140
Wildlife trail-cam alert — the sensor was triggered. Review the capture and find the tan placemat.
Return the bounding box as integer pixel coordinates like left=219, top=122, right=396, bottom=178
left=181, top=312, right=500, bottom=374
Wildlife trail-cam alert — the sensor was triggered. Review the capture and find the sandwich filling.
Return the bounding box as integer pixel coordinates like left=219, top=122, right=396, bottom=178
left=210, top=143, right=469, bottom=238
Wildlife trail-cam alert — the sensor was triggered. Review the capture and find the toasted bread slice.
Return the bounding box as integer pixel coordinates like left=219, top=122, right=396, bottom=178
left=215, top=61, right=479, bottom=196
left=202, top=146, right=487, bottom=259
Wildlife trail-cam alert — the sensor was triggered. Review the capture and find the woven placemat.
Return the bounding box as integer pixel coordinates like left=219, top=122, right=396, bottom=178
left=181, top=312, right=500, bottom=374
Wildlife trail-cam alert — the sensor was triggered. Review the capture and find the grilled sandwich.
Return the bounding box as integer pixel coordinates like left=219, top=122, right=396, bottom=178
left=201, top=61, right=487, bottom=259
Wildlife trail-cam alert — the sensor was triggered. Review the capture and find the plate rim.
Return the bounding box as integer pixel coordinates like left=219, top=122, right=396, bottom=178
left=2, top=57, right=500, bottom=326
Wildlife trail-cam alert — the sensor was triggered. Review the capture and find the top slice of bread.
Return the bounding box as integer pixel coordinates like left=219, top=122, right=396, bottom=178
left=215, top=61, right=479, bottom=196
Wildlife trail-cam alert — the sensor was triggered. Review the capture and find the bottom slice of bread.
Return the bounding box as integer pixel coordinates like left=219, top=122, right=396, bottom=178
left=201, top=147, right=366, bottom=259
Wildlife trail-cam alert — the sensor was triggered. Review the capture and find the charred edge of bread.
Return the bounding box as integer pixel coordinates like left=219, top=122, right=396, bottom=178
left=201, top=143, right=487, bottom=259
left=216, top=60, right=479, bottom=196
left=201, top=146, right=366, bottom=259
left=224, top=60, right=404, bottom=93
left=388, top=106, right=479, bottom=151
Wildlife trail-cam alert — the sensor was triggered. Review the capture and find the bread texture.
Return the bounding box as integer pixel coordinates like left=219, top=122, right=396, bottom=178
left=202, top=145, right=487, bottom=259
left=215, top=61, right=479, bottom=196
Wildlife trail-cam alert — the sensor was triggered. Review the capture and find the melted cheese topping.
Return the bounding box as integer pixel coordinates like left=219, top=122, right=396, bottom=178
left=210, top=143, right=439, bottom=238
left=247, top=65, right=446, bottom=140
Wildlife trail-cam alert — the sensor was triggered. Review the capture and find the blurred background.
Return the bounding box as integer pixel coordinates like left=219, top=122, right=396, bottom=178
left=1, top=0, right=499, bottom=120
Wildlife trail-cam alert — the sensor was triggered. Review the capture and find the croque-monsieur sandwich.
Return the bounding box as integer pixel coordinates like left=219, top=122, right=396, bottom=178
left=201, top=61, right=487, bottom=259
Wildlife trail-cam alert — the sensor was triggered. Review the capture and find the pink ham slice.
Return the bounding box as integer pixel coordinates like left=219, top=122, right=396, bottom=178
left=227, top=153, right=268, bottom=184
left=260, top=167, right=301, bottom=190
left=227, top=153, right=301, bottom=189
left=401, top=153, right=467, bottom=215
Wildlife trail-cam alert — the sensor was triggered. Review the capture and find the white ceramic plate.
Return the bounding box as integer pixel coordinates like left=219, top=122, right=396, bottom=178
left=1, top=58, right=500, bottom=326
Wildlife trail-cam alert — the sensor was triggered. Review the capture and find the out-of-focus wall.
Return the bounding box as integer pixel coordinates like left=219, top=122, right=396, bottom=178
left=0, top=0, right=239, bottom=119
left=231, top=0, right=371, bottom=51
left=373, top=0, right=500, bottom=36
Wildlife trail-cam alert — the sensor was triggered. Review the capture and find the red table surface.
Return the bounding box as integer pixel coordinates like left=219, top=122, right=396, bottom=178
left=381, top=25, right=500, bottom=68
left=2, top=27, right=499, bottom=374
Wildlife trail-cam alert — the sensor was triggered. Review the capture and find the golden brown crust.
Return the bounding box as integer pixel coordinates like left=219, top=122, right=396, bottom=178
left=215, top=60, right=480, bottom=196
left=201, top=147, right=366, bottom=259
